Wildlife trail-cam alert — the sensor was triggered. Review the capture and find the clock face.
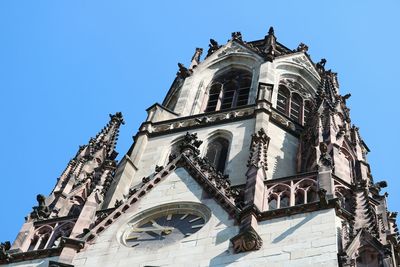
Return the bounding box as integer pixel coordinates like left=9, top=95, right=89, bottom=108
left=120, top=202, right=210, bottom=249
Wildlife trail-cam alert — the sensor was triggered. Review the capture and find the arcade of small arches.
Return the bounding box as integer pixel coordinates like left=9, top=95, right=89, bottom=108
left=28, top=221, right=75, bottom=251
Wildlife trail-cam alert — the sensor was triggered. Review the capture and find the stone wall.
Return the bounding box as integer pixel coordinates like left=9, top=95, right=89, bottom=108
left=72, top=168, right=338, bottom=267
left=267, top=123, right=299, bottom=179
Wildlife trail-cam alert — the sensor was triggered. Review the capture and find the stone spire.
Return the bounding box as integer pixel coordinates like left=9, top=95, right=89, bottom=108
left=264, top=27, right=278, bottom=61
left=43, top=112, right=125, bottom=219
left=10, top=113, right=124, bottom=258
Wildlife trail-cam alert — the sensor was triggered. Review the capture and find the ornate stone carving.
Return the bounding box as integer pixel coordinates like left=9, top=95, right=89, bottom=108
left=247, top=128, right=270, bottom=171
left=189, top=47, right=203, bottom=69
left=155, top=165, right=164, bottom=173
left=295, top=42, right=309, bottom=52
left=179, top=132, right=203, bottom=157
left=231, top=228, right=263, bottom=253
left=177, top=63, right=191, bottom=79
left=280, top=78, right=312, bottom=99
left=0, top=241, right=11, bottom=261
left=316, top=58, right=327, bottom=74
left=206, top=39, right=221, bottom=57
left=231, top=31, right=242, bottom=41
left=319, top=142, right=333, bottom=167
left=264, top=26, right=277, bottom=61
left=29, top=194, right=51, bottom=221
left=217, top=43, right=250, bottom=57
left=291, top=55, right=319, bottom=78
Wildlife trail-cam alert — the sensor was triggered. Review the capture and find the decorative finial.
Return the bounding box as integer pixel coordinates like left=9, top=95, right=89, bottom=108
left=109, top=112, right=125, bottom=125
left=296, top=43, right=309, bottom=52
left=189, top=48, right=203, bottom=70
left=177, top=63, right=192, bottom=79
left=264, top=26, right=278, bottom=62
left=206, top=39, right=221, bottom=58
left=316, top=58, right=327, bottom=74
left=231, top=31, right=243, bottom=41
left=268, top=26, right=274, bottom=35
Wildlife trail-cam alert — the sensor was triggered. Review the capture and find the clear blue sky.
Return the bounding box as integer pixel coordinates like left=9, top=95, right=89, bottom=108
left=0, top=1, right=399, bottom=242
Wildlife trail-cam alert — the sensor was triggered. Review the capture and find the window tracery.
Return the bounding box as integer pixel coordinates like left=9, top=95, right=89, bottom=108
left=205, top=69, right=251, bottom=112
left=276, top=80, right=314, bottom=125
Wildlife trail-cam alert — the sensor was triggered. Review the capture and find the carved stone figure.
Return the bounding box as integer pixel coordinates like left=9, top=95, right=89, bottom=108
left=231, top=31, right=242, bottom=41
left=316, top=58, right=327, bottom=74
left=29, top=194, right=51, bottom=221
left=0, top=241, right=11, bottom=261
left=176, top=63, right=191, bottom=79
left=296, top=42, right=309, bottom=52
left=206, top=39, right=221, bottom=57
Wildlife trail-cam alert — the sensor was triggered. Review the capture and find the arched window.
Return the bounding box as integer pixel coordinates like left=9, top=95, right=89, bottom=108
left=267, top=184, right=291, bottom=210
left=205, top=84, right=222, bottom=112
left=205, top=137, right=229, bottom=173
left=277, top=85, right=289, bottom=115
left=276, top=83, right=314, bottom=125
left=205, top=70, right=251, bottom=112
left=28, top=226, right=53, bottom=251
left=295, top=179, right=318, bottom=205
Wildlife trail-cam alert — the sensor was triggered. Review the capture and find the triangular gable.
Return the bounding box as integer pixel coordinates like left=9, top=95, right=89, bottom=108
left=201, top=40, right=265, bottom=69
left=345, top=228, right=387, bottom=259
left=275, top=52, right=321, bottom=85
left=84, top=153, right=240, bottom=244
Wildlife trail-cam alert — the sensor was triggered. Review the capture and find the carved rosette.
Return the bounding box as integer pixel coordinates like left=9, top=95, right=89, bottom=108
left=231, top=227, right=263, bottom=253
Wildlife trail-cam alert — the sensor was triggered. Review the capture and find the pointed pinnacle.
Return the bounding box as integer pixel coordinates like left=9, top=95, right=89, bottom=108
left=268, top=26, right=274, bottom=35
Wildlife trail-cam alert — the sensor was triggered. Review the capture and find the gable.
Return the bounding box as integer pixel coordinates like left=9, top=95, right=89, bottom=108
left=275, top=53, right=320, bottom=90
left=72, top=166, right=238, bottom=267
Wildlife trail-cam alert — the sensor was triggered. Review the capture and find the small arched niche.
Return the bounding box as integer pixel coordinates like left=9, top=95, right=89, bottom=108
left=204, top=131, right=232, bottom=173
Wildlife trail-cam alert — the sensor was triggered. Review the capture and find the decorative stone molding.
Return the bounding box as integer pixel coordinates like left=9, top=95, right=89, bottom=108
left=231, top=227, right=263, bottom=253
left=149, top=106, right=255, bottom=135
left=179, top=132, right=203, bottom=157
left=280, top=78, right=313, bottom=99
left=59, top=237, right=85, bottom=251
left=247, top=128, right=270, bottom=171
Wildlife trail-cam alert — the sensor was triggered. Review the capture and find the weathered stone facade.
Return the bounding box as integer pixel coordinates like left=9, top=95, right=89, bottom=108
left=2, top=28, right=399, bottom=267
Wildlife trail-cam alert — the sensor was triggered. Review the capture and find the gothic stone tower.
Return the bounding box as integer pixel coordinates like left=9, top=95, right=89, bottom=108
left=1, top=28, right=399, bottom=267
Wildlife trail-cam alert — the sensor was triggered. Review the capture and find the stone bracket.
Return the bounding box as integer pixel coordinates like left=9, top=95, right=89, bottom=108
left=60, top=237, right=85, bottom=251
left=230, top=227, right=263, bottom=253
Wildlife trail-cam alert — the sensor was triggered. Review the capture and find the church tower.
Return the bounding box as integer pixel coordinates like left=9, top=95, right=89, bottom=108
left=1, top=28, right=399, bottom=267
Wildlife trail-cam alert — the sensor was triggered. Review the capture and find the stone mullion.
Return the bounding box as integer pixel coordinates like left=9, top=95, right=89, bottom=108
left=290, top=180, right=295, bottom=206
left=45, top=222, right=62, bottom=249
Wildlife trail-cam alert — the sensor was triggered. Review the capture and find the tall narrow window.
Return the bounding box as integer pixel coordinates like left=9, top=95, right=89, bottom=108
left=290, top=93, right=302, bottom=123
left=205, top=137, right=229, bottom=173
left=205, top=84, right=222, bottom=112
left=205, top=69, right=251, bottom=112
left=277, top=85, right=289, bottom=115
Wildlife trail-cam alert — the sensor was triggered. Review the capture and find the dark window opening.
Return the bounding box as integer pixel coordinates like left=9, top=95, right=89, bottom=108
left=205, top=70, right=251, bottom=112
left=205, top=137, right=229, bottom=173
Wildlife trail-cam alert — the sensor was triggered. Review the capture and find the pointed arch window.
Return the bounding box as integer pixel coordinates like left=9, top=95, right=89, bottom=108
left=205, top=70, right=252, bottom=112
left=205, top=137, right=229, bottom=173
left=276, top=85, right=312, bottom=125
